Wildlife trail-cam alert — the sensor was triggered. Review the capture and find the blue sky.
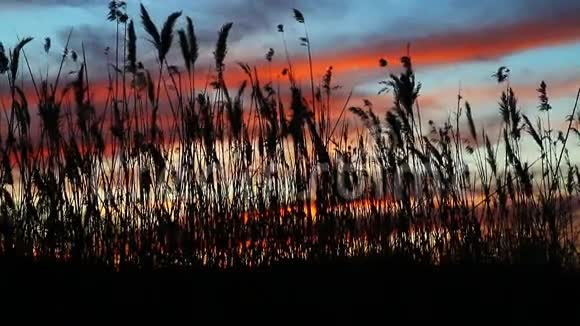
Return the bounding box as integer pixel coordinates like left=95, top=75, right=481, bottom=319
left=0, top=0, right=579, bottom=142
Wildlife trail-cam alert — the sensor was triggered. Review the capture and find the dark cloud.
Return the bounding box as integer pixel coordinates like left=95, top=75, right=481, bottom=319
left=53, top=0, right=345, bottom=74
left=197, top=0, right=348, bottom=41
left=57, top=24, right=113, bottom=56
left=46, top=0, right=580, bottom=83
left=54, top=24, right=117, bottom=79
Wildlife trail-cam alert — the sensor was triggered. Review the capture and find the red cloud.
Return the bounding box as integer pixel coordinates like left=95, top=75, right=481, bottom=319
left=262, top=12, right=580, bottom=80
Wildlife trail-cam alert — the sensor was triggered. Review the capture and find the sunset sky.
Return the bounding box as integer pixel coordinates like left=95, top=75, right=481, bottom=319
left=1, top=0, right=579, bottom=155
left=2, top=0, right=580, bottom=280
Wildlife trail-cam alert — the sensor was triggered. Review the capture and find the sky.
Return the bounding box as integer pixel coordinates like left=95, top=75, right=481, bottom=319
left=0, top=0, right=579, bottom=158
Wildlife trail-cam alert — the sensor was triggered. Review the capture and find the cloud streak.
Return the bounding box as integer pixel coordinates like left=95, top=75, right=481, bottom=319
left=279, top=12, right=580, bottom=80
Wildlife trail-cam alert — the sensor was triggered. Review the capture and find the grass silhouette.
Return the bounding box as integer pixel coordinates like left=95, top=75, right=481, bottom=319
left=0, top=2, right=578, bottom=273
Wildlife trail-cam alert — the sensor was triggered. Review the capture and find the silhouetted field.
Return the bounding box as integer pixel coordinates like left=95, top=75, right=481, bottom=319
left=0, top=1, right=579, bottom=276
left=1, top=256, right=579, bottom=323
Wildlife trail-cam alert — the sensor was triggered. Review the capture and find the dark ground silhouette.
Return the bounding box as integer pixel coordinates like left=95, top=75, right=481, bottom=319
left=1, top=256, right=579, bottom=323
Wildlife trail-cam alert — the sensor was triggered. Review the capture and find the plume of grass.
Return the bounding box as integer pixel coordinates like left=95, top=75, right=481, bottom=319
left=140, top=4, right=182, bottom=64
left=140, top=4, right=161, bottom=48
left=465, top=101, right=477, bottom=143
left=492, top=66, right=510, bottom=84
left=266, top=48, right=274, bottom=62
left=178, top=30, right=191, bottom=74
left=228, top=80, right=247, bottom=140
left=126, top=20, right=137, bottom=73
left=0, top=43, right=9, bottom=74
left=485, top=134, right=497, bottom=176
left=214, top=22, right=234, bottom=77
left=522, top=114, right=543, bottom=151
left=10, top=37, right=33, bottom=83
left=44, top=37, right=51, bottom=54
left=186, top=17, right=199, bottom=67
left=538, top=81, right=552, bottom=112
left=293, top=9, right=305, bottom=23
left=159, top=11, right=182, bottom=63
left=108, top=1, right=127, bottom=22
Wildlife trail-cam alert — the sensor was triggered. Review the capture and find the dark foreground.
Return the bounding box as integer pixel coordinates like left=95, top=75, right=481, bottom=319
left=1, top=257, right=579, bottom=323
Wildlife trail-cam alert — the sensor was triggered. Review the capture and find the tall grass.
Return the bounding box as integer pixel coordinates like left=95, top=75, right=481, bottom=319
left=0, top=3, right=578, bottom=270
